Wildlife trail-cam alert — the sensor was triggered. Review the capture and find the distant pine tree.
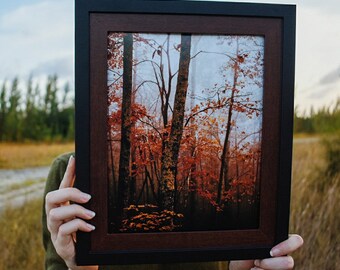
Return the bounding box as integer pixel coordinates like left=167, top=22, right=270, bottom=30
left=0, top=75, right=75, bottom=142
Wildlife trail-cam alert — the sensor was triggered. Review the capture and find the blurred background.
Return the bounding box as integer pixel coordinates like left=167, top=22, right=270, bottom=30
left=0, top=0, right=339, bottom=269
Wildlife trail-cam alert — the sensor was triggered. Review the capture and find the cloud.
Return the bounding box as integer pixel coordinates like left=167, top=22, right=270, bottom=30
left=296, top=7, right=340, bottom=76
left=301, top=0, right=340, bottom=14
left=307, top=84, right=339, bottom=100
left=0, top=0, right=74, bottom=80
left=216, top=0, right=340, bottom=13
left=1, top=0, right=340, bottom=113
left=31, top=56, right=73, bottom=78
left=319, top=66, right=340, bottom=85
left=294, top=82, right=340, bottom=116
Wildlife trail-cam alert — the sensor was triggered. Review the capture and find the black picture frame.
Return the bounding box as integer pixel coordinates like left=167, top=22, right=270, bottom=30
left=75, top=0, right=296, bottom=266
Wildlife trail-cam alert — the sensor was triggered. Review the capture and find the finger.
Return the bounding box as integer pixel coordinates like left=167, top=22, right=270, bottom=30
left=59, top=155, right=76, bottom=189
left=49, top=204, right=96, bottom=221
left=271, top=234, right=304, bottom=257
left=45, top=188, right=91, bottom=216
left=54, top=219, right=95, bottom=262
left=56, top=218, right=95, bottom=247
left=254, top=256, right=294, bottom=269
left=48, top=204, right=96, bottom=233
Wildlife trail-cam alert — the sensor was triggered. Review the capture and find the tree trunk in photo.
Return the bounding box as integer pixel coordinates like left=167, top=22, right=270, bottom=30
left=160, top=34, right=192, bottom=211
left=147, top=140, right=160, bottom=202
left=235, top=135, right=241, bottom=219
left=216, top=38, right=240, bottom=205
left=129, top=57, right=138, bottom=206
left=108, top=135, right=116, bottom=228
left=187, top=37, right=198, bottom=213
left=117, top=33, right=133, bottom=216
left=129, top=145, right=137, bottom=205
left=109, top=134, right=117, bottom=204
left=254, top=132, right=262, bottom=203
left=158, top=34, right=174, bottom=200
left=216, top=83, right=235, bottom=205
left=141, top=136, right=158, bottom=203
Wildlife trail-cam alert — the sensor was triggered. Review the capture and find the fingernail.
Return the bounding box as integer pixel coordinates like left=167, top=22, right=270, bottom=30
left=87, top=223, right=95, bottom=230
left=85, top=209, right=96, bottom=218
left=68, top=155, right=74, bottom=164
left=82, top=193, right=92, bottom=201
left=254, top=259, right=260, bottom=266
left=270, top=248, right=278, bottom=257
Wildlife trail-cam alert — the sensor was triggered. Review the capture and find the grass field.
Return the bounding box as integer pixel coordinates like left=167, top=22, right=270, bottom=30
left=0, top=199, right=44, bottom=270
left=290, top=137, right=340, bottom=269
left=0, top=139, right=339, bottom=269
left=0, top=142, right=74, bottom=169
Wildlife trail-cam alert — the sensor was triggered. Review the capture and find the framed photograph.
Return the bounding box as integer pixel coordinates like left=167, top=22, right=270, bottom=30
left=75, top=0, right=296, bottom=265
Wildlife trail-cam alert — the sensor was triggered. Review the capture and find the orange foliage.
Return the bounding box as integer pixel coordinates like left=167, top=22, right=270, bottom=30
left=107, top=34, right=263, bottom=225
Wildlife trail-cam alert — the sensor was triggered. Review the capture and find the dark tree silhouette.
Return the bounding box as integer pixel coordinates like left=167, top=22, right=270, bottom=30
left=117, top=33, right=133, bottom=216
left=217, top=39, right=240, bottom=205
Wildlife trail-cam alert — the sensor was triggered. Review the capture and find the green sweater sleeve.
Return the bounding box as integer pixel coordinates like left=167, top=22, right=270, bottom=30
left=42, top=152, right=74, bottom=270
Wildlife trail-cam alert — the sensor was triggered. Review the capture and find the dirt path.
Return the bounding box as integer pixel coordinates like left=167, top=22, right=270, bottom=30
left=0, top=166, right=49, bottom=212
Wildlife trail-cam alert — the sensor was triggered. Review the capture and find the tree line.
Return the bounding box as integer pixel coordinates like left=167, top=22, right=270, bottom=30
left=294, top=99, right=340, bottom=134
left=0, top=75, right=74, bottom=142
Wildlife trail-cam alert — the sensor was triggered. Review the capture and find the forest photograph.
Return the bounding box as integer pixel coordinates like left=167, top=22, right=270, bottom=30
left=106, top=32, right=264, bottom=233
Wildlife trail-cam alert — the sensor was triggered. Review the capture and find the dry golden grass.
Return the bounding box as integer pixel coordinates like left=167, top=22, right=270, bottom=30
left=290, top=139, right=340, bottom=269
left=292, top=133, right=319, bottom=139
left=0, top=142, right=74, bottom=169
left=0, top=139, right=338, bottom=269
left=0, top=199, right=44, bottom=270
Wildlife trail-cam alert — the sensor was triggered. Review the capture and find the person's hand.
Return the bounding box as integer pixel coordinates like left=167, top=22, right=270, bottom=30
left=45, top=155, right=98, bottom=270
left=229, top=234, right=303, bottom=270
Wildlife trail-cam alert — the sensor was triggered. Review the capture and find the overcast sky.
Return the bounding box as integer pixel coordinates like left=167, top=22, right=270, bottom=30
left=0, top=0, right=339, bottom=113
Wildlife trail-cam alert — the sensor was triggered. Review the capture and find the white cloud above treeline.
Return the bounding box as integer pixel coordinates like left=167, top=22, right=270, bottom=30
left=319, top=66, right=340, bottom=86
left=0, top=0, right=339, bottom=111
left=0, top=0, right=74, bottom=82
